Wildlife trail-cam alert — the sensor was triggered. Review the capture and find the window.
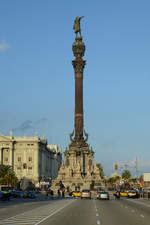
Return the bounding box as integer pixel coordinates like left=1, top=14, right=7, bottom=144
left=17, top=167, right=21, bottom=170
left=28, top=167, right=32, bottom=170
left=18, top=157, right=21, bottom=162
left=5, top=157, right=8, bottom=161
left=28, top=157, right=32, bottom=162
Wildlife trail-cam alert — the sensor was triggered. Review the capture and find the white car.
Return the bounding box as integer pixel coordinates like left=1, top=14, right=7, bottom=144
left=98, top=191, right=109, bottom=200
left=81, top=189, right=91, bottom=199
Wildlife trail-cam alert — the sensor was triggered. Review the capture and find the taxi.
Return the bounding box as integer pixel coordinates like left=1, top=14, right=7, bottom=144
left=72, top=191, right=81, bottom=197
left=120, top=191, right=128, bottom=197
left=128, top=190, right=138, bottom=198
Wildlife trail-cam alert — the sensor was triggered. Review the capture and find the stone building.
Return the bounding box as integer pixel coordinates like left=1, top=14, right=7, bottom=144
left=47, top=145, right=62, bottom=180
left=0, top=132, right=62, bottom=187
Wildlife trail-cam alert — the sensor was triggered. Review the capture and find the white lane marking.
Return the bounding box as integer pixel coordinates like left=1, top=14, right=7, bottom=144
left=97, top=220, right=101, bottom=225
left=96, top=213, right=99, bottom=217
left=3, top=223, right=32, bottom=225
left=0, top=199, right=75, bottom=225
left=140, top=214, right=145, bottom=218
left=95, top=208, right=98, bottom=212
left=35, top=200, right=75, bottom=225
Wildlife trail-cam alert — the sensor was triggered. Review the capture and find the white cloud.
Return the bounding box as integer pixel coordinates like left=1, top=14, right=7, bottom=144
left=0, top=40, right=10, bottom=53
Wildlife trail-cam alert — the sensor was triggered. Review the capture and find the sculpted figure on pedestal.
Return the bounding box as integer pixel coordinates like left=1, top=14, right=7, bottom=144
left=93, top=163, right=100, bottom=177
left=73, top=16, right=84, bottom=37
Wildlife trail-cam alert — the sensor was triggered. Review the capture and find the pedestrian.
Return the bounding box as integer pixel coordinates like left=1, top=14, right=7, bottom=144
left=148, top=191, right=150, bottom=200
left=57, top=189, right=61, bottom=197
left=51, top=190, right=54, bottom=197
left=62, top=190, right=65, bottom=198
left=114, top=191, right=120, bottom=200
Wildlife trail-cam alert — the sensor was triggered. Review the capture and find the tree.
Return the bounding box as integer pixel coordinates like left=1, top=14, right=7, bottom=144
left=107, top=176, right=120, bottom=186
left=0, top=165, right=18, bottom=187
left=122, top=170, right=131, bottom=180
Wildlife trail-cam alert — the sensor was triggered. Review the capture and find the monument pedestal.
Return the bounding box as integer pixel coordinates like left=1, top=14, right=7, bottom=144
left=51, top=144, right=103, bottom=194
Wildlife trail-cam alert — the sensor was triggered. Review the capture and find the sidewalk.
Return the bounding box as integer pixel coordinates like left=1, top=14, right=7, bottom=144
left=0, top=193, right=55, bottom=204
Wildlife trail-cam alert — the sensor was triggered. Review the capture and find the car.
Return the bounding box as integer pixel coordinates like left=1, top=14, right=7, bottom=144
left=81, top=189, right=91, bottom=199
left=0, top=185, right=12, bottom=192
left=26, top=191, right=36, bottom=199
left=72, top=191, right=81, bottom=198
left=98, top=191, right=109, bottom=200
left=96, top=191, right=104, bottom=199
left=0, top=191, right=3, bottom=201
left=128, top=190, right=138, bottom=198
left=10, top=190, right=18, bottom=198
left=120, top=191, right=128, bottom=197
left=15, top=191, right=25, bottom=198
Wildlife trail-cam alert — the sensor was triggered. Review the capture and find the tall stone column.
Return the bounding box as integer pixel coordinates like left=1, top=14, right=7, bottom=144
left=71, top=36, right=88, bottom=147
left=9, top=142, right=14, bottom=169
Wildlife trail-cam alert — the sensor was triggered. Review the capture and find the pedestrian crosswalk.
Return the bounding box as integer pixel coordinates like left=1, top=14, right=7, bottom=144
left=0, top=199, right=75, bottom=225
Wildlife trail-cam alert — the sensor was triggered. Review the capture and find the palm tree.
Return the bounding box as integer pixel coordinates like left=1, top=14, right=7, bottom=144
left=0, top=165, right=18, bottom=187
left=107, top=176, right=120, bottom=186
left=122, top=170, right=131, bottom=180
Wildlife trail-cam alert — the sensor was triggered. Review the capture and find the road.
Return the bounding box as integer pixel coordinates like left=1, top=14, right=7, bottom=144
left=0, top=197, right=150, bottom=225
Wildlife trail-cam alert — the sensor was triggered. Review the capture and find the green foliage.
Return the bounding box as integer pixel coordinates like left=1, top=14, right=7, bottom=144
left=107, top=176, right=120, bottom=184
left=122, top=170, right=131, bottom=180
left=0, top=164, right=18, bottom=187
left=96, top=163, right=105, bottom=179
left=129, top=177, right=139, bottom=183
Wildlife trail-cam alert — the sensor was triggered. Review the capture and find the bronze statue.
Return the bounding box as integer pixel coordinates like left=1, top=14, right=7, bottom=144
left=73, top=16, right=84, bottom=37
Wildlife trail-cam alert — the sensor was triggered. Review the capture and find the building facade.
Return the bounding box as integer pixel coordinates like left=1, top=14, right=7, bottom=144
left=0, top=132, right=62, bottom=187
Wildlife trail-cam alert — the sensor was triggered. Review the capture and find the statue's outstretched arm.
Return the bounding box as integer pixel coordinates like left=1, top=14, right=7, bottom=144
left=79, top=16, right=84, bottom=21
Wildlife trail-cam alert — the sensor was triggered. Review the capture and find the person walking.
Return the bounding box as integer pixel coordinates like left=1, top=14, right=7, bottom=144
left=57, top=189, right=61, bottom=197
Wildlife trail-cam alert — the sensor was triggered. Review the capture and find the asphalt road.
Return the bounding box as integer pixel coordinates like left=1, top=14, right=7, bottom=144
left=0, top=197, right=150, bottom=225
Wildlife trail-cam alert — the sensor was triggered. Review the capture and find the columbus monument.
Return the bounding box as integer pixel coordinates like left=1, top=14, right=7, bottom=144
left=51, top=17, right=102, bottom=193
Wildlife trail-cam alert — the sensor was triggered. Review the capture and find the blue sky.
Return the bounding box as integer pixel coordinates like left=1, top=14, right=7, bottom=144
left=0, top=0, right=150, bottom=176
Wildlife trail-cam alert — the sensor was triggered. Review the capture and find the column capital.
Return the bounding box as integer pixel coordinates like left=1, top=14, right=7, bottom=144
left=72, top=58, right=86, bottom=74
